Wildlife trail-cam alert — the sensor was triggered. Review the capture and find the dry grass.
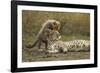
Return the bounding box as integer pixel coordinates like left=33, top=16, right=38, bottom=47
left=22, top=47, right=90, bottom=62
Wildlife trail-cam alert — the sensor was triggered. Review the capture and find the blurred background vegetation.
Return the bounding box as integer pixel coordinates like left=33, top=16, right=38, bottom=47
left=22, top=10, right=90, bottom=44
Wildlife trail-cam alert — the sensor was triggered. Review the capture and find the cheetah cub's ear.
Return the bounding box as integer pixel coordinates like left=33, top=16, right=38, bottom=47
left=53, top=20, right=61, bottom=31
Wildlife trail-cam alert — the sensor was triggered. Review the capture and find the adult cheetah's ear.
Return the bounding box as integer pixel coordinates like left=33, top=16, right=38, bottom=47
left=53, top=21, right=57, bottom=25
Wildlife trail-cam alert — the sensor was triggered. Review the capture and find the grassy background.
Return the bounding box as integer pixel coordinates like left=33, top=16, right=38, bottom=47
left=22, top=10, right=90, bottom=62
